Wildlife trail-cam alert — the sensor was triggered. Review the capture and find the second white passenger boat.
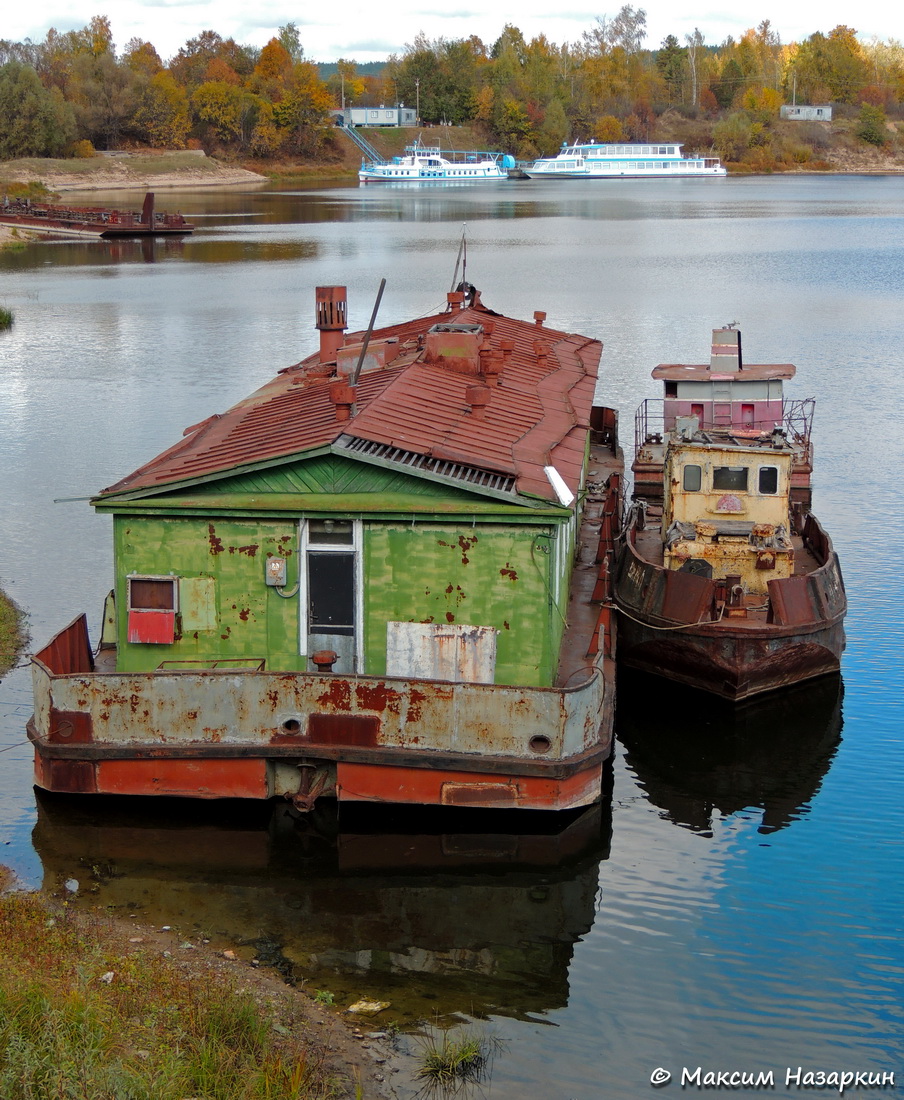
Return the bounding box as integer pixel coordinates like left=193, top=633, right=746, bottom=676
left=524, top=141, right=726, bottom=179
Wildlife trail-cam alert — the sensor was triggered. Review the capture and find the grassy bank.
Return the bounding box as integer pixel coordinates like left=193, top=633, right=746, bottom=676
left=0, top=589, right=24, bottom=676
left=0, top=889, right=351, bottom=1099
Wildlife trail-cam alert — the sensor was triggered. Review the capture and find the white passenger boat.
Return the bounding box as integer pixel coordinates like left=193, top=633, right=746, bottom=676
left=524, top=142, right=726, bottom=179
left=359, top=141, right=514, bottom=183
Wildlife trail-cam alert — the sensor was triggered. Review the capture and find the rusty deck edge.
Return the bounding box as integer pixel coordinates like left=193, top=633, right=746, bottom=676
left=31, top=655, right=608, bottom=698
left=614, top=604, right=847, bottom=639
left=26, top=717, right=612, bottom=778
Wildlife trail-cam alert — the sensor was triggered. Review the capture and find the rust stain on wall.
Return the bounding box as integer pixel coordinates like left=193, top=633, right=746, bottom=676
left=436, top=534, right=479, bottom=564
left=208, top=524, right=225, bottom=554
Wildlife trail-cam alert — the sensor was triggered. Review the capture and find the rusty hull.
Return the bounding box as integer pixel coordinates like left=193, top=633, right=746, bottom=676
left=613, top=513, right=846, bottom=701
left=29, top=615, right=613, bottom=811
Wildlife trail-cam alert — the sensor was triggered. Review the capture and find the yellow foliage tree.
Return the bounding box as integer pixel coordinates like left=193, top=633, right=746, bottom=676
left=134, top=70, right=190, bottom=147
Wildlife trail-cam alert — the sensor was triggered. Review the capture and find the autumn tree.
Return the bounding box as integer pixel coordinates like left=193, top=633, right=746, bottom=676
left=0, top=60, right=75, bottom=156
left=857, top=102, right=887, bottom=145
left=860, top=38, right=904, bottom=105
left=192, top=80, right=252, bottom=146
left=536, top=96, right=569, bottom=153
left=577, top=6, right=651, bottom=121
left=277, top=23, right=304, bottom=63
left=69, top=48, right=139, bottom=148
left=123, top=38, right=163, bottom=78
left=252, top=38, right=294, bottom=100
left=272, top=61, right=334, bottom=155
left=132, top=70, right=190, bottom=146
left=789, top=25, right=868, bottom=103
left=713, top=57, right=743, bottom=109
left=34, top=20, right=108, bottom=97
left=326, top=60, right=365, bottom=108
left=170, top=31, right=256, bottom=90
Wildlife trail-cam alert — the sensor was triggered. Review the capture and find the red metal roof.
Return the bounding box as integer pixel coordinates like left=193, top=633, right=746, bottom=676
left=99, top=295, right=603, bottom=506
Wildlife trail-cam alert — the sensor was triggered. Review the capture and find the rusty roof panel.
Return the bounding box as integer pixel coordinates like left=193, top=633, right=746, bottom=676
left=98, top=295, right=603, bottom=507
left=652, top=363, right=796, bottom=381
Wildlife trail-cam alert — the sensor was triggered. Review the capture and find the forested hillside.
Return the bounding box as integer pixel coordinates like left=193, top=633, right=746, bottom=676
left=1, top=10, right=901, bottom=170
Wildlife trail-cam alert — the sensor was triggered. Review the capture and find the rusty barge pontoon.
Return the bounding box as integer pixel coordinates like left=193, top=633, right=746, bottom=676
left=0, top=192, right=194, bottom=239
left=29, top=285, right=622, bottom=812
left=613, top=328, right=845, bottom=702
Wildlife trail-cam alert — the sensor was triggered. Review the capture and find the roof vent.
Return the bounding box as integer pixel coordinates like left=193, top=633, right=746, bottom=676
left=466, top=383, right=491, bottom=418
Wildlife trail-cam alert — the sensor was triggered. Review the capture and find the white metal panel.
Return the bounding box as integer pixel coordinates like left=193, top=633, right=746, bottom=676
left=386, top=622, right=497, bottom=684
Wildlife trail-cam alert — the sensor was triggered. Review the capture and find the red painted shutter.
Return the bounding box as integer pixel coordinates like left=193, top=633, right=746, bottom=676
left=127, top=609, right=176, bottom=644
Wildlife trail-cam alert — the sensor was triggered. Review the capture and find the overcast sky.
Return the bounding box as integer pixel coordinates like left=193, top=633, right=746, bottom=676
left=5, top=2, right=901, bottom=64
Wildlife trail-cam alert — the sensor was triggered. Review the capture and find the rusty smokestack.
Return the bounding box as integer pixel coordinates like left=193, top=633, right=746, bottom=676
left=316, top=286, right=348, bottom=365
left=710, top=326, right=742, bottom=372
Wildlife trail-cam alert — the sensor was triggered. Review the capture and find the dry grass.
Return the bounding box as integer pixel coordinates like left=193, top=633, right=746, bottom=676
left=0, top=891, right=344, bottom=1099
left=0, top=589, right=25, bottom=676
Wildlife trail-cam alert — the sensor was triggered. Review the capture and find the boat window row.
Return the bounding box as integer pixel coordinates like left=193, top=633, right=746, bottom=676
left=385, top=168, right=488, bottom=176
left=588, top=161, right=702, bottom=170
left=571, top=145, right=677, bottom=155
left=683, top=464, right=779, bottom=494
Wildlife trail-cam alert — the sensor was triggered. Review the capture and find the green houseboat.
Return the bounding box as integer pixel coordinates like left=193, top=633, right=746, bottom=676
left=29, top=285, right=622, bottom=812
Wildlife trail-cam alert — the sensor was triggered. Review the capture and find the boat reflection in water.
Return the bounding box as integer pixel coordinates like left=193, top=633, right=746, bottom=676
left=32, top=789, right=612, bottom=1024
left=617, top=671, right=843, bottom=835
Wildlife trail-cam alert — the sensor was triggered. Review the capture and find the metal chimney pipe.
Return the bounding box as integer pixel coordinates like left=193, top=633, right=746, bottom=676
left=315, top=286, right=348, bottom=364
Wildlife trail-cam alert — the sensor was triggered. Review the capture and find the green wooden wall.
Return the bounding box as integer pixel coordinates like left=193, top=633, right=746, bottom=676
left=107, top=453, right=575, bottom=687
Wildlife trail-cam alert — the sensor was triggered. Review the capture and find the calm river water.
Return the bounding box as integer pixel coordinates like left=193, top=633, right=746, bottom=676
left=0, top=175, right=902, bottom=1097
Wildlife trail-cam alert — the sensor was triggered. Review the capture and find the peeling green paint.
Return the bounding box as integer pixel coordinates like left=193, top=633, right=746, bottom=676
left=105, top=452, right=579, bottom=687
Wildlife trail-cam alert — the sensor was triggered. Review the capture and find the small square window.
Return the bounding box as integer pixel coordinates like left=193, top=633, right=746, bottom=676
left=128, top=576, right=176, bottom=610
left=758, top=466, right=779, bottom=494
left=683, top=465, right=702, bottom=491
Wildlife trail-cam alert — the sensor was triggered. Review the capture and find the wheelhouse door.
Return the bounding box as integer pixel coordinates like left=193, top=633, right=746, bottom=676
left=301, top=519, right=361, bottom=674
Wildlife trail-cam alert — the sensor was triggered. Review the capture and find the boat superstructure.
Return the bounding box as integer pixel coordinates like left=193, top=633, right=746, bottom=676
left=524, top=142, right=726, bottom=179
left=632, top=327, right=814, bottom=508
left=614, top=333, right=845, bottom=701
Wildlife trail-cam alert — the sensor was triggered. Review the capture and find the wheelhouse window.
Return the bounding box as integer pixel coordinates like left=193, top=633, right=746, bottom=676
left=758, top=466, right=779, bottom=494
left=683, top=464, right=702, bottom=491
left=713, top=466, right=748, bottom=492
left=127, top=575, right=178, bottom=644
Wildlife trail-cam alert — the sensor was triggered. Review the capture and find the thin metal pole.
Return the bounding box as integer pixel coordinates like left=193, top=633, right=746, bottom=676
left=351, top=278, right=387, bottom=386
